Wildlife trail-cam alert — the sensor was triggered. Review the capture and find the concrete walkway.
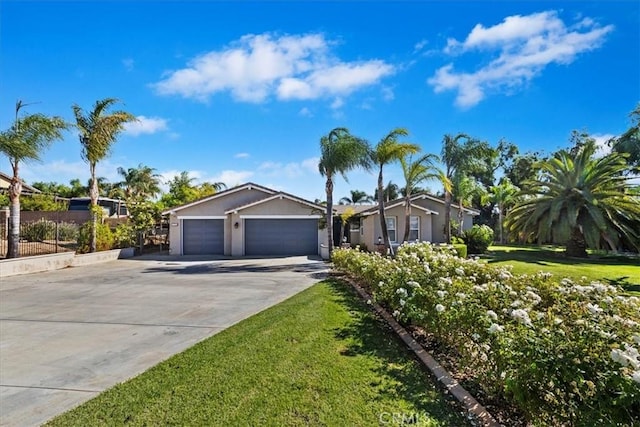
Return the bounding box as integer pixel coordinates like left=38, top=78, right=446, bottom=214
left=0, top=255, right=328, bottom=426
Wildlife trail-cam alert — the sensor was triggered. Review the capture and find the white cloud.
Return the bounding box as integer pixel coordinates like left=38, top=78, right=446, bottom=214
left=428, top=11, right=614, bottom=108
left=153, top=33, right=395, bottom=105
left=257, top=157, right=319, bottom=179
left=298, top=107, right=313, bottom=117
left=330, top=97, right=344, bottom=110
left=591, top=133, right=615, bottom=157
left=414, top=39, right=428, bottom=53
left=19, top=159, right=121, bottom=187
left=210, top=170, right=254, bottom=187
left=234, top=152, right=250, bottom=159
left=123, top=116, right=169, bottom=136
left=381, top=86, right=394, bottom=101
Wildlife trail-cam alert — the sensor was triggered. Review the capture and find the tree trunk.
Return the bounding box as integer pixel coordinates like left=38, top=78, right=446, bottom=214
left=498, top=207, right=504, bottom=244
left=89, top=163, right=99, bottom=253
left=444, top=190, right=452, bottom=244
left=403, top=194, right=411, bottom=243
left=457, top=198, right=464, bottom=236
left=326, top=175, right=334, bottom=255
left=7, top=164, right=22, bottom=259
left=566, top=227, right=588, bottom=258
left=377, top=165, right=393, bottom=255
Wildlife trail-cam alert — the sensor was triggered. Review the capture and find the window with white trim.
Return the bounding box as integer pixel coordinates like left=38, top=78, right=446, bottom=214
left=349, top=219, right=360, bottom=232
left=409, top=215, right=420, bottom=241
left=386, top=217, right=397, bottom=243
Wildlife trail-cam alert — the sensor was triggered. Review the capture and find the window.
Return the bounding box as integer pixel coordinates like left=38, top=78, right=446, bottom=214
left=349, top=219, right=360, bottom=232
left=409, top=215, right=420, bottom=241
left=386, top=217, right=397, bottom=243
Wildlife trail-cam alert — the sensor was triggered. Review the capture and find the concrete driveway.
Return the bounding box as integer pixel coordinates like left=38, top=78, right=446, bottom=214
left=0, top=255, right=327, bottom=426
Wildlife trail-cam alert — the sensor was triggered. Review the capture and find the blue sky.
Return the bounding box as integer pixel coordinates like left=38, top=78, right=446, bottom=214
left=1, top=1, right=638, bottom=201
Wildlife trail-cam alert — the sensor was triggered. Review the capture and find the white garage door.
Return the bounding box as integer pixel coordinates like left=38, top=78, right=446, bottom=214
left=182, top=219, right=224, bottom=255
left=245, top=219, right=318, bottom=256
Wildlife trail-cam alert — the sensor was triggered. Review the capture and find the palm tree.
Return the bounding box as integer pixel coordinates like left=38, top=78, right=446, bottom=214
left=506, top=142, right=640, bottom=257
left=400, top=153, right=440, bottom=242
left=371, top=128, right=420, bottom=254
left=339, top=189, right=373, bottom=205
left=451, top=173, right=482, bottom=236
left=0, top=100, right=67, bottom=258
left=440, top=133, right=489, bottom=243
left=318, top=127, right=371, bottom=254
left=117, top=164, right=162, bottom=200
left=482, top=178, right=519, bottom=244
left=73, top=98, right=136, bottom=253
left=373, top=181, right=400, bottom=203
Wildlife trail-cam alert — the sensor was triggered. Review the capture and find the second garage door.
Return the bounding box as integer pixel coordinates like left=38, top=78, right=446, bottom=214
left=182, top=219, right=224, bottom=255
left=245, top=218, right=318, bottom=256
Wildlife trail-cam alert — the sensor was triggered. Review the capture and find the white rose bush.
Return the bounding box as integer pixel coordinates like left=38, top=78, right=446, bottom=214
left=331, top=242, right=640, bottom=425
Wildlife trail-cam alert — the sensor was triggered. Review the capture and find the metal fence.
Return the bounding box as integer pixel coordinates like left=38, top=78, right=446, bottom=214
left=0, top=218, right=80, bottom=258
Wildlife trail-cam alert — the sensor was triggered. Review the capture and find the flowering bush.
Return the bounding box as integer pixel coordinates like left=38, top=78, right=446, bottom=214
left=332, top=242, right=640, bottom=425
left=462, top=224, right=494, bottom=254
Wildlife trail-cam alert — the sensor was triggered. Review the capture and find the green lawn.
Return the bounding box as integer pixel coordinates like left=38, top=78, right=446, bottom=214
left=483, top=245, right=640, bottom=295
left=46, top=280, right=466, bottom=427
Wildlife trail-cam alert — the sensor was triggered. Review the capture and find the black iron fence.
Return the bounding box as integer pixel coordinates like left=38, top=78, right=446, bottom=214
left=0, top=218, right=80, bottom=258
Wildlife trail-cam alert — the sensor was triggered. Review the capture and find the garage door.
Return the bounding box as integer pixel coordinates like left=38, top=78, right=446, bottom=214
left=245, top=219, right=318, bottom=256
left=182, top=219, right=224, bottom=255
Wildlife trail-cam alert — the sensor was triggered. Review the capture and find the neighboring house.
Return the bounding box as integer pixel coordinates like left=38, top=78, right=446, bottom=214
left=0, top=171, right=41, bottom=195
left=338, top=193, right=479, bottom=249
left=68, top=197, right=128, bottom=218
left=163, top=182, right=327, bottom=256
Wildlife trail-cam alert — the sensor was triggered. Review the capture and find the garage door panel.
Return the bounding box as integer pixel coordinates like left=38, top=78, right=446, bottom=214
left=245, top=219, right=317, bottom=256
left=183, top=219, right=224, bottom=255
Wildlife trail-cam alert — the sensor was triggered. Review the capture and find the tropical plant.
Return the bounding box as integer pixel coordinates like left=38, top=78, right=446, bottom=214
left=610, top=104, right=640, bottom=170
left=371, top=128, right=419, bottom=254
left=72, top=98, right=136, bottom=253
left=0, top=100, right=67, bottom=258
left=338, top=206, right=356, bottom=246
left=506, top=141, right=640, bottom=257
left=339, top=189, right=373, bottom=205
left=451, top=172, right=484, bottom=236
left=462, top=224, right=494, bottom=254
left=318, top=127, right=371, bottom=254
left=117, top=163, right=162, bottom=200
left=373, top=181, right=400, bottom=203
left=440, top=133, right=490, bottom=243
left=399, top=153, right=441, bottom=242
left=482, top=178, right=519, bottom=244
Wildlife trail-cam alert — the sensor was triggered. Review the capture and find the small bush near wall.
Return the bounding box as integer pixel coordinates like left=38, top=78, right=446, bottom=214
left=463, top=224, right=494, bottom=254
left=331, top=243, right=640, bottom=426
left=20, top=220, right=79, bottom=242
left=113, top=223, right=135, bottom=249
left=77, top=222, right=114, bottom=253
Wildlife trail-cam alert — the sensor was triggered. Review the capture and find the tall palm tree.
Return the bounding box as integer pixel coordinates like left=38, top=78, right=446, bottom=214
left=506, top=142, right=640, bottom=257
left=0, top=101, right=67, bottom=258
left=482, top=178, right=519, bottom=244
left=73, top=98, right=136, bottom=252
left=440, top=133, right=488, bottom=243
left=117, top=164, right=162, bottom=200
left=318, top=127, right=371, bottom=254
left=451, top=173, right=482, bottom=236
left=400, top=153, right=440, bottom=242
left=339, top=189, right=373, bottom=205
left=371, top=128, right=420, bottom=254
left=373, top=181, right=400, bottom=203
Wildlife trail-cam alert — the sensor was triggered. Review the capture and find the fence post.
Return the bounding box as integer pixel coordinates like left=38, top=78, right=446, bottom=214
left=55, top=210, right=60, bottom=253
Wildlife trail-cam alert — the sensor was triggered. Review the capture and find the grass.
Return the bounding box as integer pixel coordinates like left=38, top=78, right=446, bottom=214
left=483, top=245, right=640, bottom=295
left=46, top=280, right=467, bottom=427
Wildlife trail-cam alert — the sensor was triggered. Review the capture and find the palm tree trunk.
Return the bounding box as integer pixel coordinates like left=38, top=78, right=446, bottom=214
left=326, top=175, right=334, bottom=255
left=566, top=227, right=588, bottom=258
left=7, top=170, right=22, bottom=259
left=458, top=198, right=464, bottom=236
left=403, top=194, right=411, bottom=242
left=444, top=190, right=452, bottom=244
left=498, top=207, right=504, bottom=244
left=378, top=165, right=393, bottom=255
left=89, top=163, right=99, bottom=253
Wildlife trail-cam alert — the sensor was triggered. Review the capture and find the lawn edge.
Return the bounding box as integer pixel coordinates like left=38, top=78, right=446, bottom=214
left=336, top=273, right=501, bottom=427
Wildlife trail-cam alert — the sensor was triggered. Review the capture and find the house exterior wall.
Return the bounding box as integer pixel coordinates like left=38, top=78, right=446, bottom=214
left=412, top=198, right=474, bottom=242
left=238, top=198, right=319, bottom=216
left=174, top=188, right=271, bottom=216
left=361, top=206, right=434, bottom=249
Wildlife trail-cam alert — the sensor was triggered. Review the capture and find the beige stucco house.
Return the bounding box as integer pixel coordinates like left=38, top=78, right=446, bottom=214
left=337, top=193, right=479, bottom=250
left=163, top=183, right=327, bottom=256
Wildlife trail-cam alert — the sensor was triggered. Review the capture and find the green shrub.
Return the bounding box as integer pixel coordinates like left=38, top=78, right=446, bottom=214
left=21, top=219, right=56, bottom=242
left=77, top=221, right=114, bottom=253
left=113, top=223, right=136, bottom=248
left=331, top=242, right=640, bottom=426
left=463, top=224, right=494, bottom=254
left=452, top=243, right=467, bottom=258
left=57, top=222, right=79, bottom=241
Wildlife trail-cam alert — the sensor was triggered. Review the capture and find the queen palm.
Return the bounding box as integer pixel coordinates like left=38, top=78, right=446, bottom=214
left=371, top=128, right=420, bottom=254
left=0, top=100, right=67, bottom=258
left=399, top=153, right=440, bottom=242
left=506, top=142, right=640, bottom=257
left=73, top=98, right=136, bottom=253
left=482, top=178, right=519, bottom=244
left=319, top=128, right=370, bottom=254
left=117, top=164, right=162, bottom=200
left=339, top=189, right=373, bottom=205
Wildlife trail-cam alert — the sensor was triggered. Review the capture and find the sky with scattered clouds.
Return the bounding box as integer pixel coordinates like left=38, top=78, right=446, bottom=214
left=1, top=1, right=638, bottom=201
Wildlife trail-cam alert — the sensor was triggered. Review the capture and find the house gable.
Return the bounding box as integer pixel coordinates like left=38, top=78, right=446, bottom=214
left=164, top=183, right=274, bottom=216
